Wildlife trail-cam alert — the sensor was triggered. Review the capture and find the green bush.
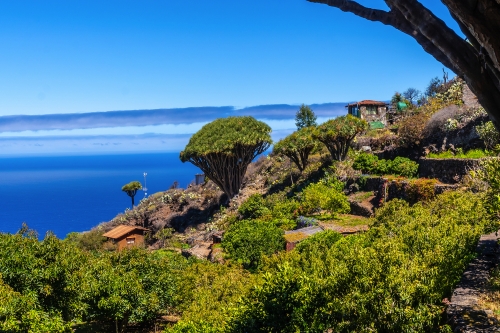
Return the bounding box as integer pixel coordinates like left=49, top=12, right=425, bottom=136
left=222, top=220, right=285, bottom=270
left=0, top=227, right=188, bottom=331
left=389, top=156, right=419, bottom=177
left=226, top=191, right=488, bottom=332
left=470, top=158, right=500, bottom=232
left=299, top=182, right=350, bottom=217
left=476, top=121, right=500, bottom=150
left=352, top=152, right=388, bottom=174
left=353, top=152, right=418, bottom=177
left=238, top=194, right=269, bottom=219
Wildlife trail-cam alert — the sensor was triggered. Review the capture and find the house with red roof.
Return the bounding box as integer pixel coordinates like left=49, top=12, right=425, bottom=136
left=346, top=100, right=389, bottom=129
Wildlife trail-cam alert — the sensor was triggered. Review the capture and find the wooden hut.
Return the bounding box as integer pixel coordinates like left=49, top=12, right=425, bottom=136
left=103, top=225, right=149, bottom=250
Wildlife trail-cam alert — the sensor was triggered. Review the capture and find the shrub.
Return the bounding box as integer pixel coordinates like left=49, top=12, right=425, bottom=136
left=238, top=194, right=269, bottom=219
left=397, top=112, right=429, bottom=148
left=352, top=152, right=389, bottom=175
left=299, top=182, right=350, bottom=217
left=296, top=216, right=318, bottom=228
left=469, top=158, right=500, bottom=232
left=406, top=178, right=438, bottom=202
left=227, top=191, right=489, bottom=332
left=222, top=220, right=285, bottom=270
left=295, top=230, right=342, bottom=254
left=389, top=156, right=419, bottom=177
left=476, top=121, right=500, bottom=150
left=353, top=152, right=418, bottom=177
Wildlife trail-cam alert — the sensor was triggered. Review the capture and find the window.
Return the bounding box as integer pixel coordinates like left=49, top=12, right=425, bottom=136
left=365, top=106, right=377, bottom=115
left=126, top=237, right=135, bottom=244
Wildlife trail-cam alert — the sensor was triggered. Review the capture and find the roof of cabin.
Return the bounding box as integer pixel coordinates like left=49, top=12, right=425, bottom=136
left=347, top=100, right=388, bottom=107
left=102, top=225, right=149, bottom=239
left=284, top=226, right=324, bottom=243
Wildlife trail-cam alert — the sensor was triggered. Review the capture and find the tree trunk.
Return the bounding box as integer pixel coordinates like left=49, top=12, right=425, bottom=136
left=308, top=0, right=500, bottom=129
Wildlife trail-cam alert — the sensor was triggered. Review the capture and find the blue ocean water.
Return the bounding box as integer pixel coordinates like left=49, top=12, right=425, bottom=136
left=0, top=153, right=200, bottom=238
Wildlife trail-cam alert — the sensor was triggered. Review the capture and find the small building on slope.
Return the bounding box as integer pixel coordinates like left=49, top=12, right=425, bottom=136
left=103, top=225, right=149, bottom=250
left=346, top=100, right=388, bottom=129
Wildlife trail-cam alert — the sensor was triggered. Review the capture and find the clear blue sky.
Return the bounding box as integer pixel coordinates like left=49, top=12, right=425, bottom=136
left=0, top=0, right=460, bottom=115
left=0, top=1, right=461, bottom=155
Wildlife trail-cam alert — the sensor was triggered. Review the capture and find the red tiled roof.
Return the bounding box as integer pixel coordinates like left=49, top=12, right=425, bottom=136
left=347, top=100, right=387, bottom=107
left=102, top=225, right=149, bottom=239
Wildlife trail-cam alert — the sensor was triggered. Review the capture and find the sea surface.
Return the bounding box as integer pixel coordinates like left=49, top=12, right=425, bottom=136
left=0, top=153, right=200, bottom=238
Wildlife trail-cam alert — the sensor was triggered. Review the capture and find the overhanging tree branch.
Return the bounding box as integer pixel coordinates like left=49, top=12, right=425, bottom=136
left=307, top=0, right=500, bottom=128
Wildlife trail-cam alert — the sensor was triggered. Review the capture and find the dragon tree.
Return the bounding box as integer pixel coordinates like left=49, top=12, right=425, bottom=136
left=180, top=116, right=272, bottom=199
left=122, top=181, right=142, bottom=209
left=314, top=115, right=368, bottom=161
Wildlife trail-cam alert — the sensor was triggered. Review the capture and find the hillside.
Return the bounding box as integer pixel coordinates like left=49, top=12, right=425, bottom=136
left=1, top=79, right=500, bottom=332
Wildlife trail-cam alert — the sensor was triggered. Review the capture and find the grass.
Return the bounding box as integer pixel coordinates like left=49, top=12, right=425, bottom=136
left=428, top=148, right=496, bottom=159
left=319, top=214, right=371, bottom=227
left=351, top=191, right=374, bottom=203
left=284, top=232, right=308, bottom=243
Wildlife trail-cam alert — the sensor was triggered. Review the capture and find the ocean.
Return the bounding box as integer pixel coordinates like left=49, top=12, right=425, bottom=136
left=0, top=153, right=200, bottom=238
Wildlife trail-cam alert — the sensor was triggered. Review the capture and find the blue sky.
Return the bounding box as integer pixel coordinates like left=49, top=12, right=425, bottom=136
left=0, top=0, right=461, bottom=155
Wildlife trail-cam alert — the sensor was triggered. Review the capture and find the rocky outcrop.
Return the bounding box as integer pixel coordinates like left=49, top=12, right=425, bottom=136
left=418, top=158, right=487, bottom=184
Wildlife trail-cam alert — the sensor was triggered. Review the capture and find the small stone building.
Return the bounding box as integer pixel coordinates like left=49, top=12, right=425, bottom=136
left=346, top=100, right=388, bottom=128
left=103, top=225, right=149, bottom=250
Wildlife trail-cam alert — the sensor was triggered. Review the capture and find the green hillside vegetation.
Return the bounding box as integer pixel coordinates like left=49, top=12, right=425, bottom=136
left=2, top=88, right=500, bottom=332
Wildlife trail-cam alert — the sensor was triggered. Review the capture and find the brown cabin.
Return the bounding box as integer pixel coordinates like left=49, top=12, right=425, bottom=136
left=103, top=225, right=149, bottom=250
left=346, top=100, right=388, bottom=129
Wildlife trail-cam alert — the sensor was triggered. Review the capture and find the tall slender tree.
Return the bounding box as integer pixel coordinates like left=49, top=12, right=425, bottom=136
left=122, top=181, right=142, bottom=208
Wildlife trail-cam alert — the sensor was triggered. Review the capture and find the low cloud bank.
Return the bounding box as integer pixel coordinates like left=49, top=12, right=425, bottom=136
left=0, top=103, right=346, bottom=132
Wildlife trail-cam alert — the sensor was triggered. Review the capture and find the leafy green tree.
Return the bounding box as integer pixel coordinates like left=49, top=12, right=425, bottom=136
left=121, top=181, right=142, bottom=208
left=402, top=87, right=421, bottom=105
left=222, top=220, right=285, bottom=270
left=273, top=126, right=319, bottom=172
left=425, top=77, right=443, bottom=97
left=295, top=104, right=317, bottom=129
left=180, top=116, right=272, bottom=199
left=313, top=115, right=368, bottom=161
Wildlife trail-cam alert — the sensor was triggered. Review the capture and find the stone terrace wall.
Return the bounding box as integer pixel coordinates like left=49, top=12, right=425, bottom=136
left=418, top=158, right=483, bottom=184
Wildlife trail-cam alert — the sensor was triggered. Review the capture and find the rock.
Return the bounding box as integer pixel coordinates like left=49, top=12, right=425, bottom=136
left=181, top=242, right=212, bottom=260
left=348, top=199, right=373, bottom=217
left=208, top=247, right=225, bottom=264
